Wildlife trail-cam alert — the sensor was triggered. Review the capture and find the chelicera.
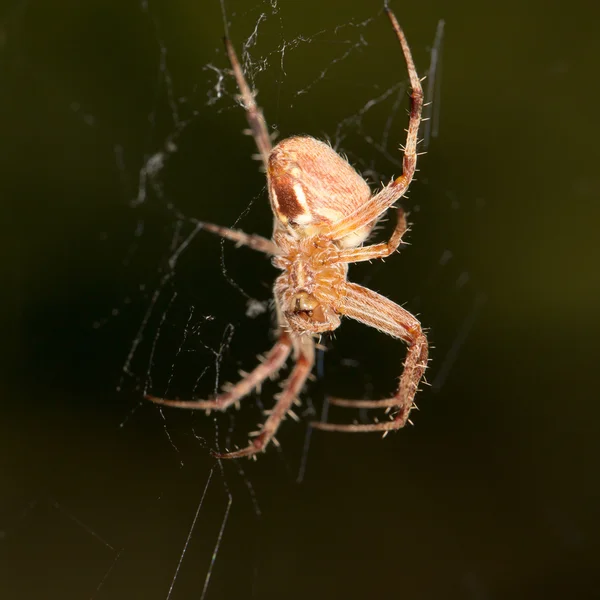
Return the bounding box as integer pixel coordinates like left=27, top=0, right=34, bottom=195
left=147, top=6, right=429, bottom=459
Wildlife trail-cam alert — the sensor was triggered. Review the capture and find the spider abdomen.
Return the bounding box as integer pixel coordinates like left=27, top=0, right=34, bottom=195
left=268, top=136, right=374, bottom=246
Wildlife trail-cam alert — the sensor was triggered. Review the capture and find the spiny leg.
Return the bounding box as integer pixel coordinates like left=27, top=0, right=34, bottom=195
left=311, top=283, right=428, bottom=433
left=215, top=337, right=315, bottom=459
left=146, top=333, right=292, bottom=413
left=325, top=7, right=423, bottom=241
left=224, top=38, right=273, bottom=170
left=385, top=7, right=424, bottom=195
left=333, top=208, right=408, bottom=264
left=191, top=39, right=277, bottom=256
left=201, top=222, right=278, bottom=254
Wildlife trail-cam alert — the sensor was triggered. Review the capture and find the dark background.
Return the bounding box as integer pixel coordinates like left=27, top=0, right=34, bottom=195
left=2, top=0, right=599, bottom=599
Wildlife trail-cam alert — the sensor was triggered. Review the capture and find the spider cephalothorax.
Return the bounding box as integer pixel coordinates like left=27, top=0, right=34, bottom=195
left=147, top=7, right=429, bottom=459
left=273, top=233, right=347, bottom=334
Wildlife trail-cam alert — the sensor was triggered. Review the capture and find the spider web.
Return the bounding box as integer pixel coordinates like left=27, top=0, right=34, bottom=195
left=2, top=1, right=488, bottom=598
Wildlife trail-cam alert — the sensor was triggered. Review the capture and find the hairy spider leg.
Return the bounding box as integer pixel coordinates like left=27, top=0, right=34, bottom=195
left=224, top=37, right=273, bottom=170
left=200, top=222, right=278, bottom=254
left=183, top=39, right=278, bottom=257
left=311, top=283, right=428, bottom=432
left=324, top=7, right=423, bottom=243
left=333, top=208, right=409, bottom=264
left=214, top=337, right=315, bottom=458
left=146, top=333, right=292, bottom=412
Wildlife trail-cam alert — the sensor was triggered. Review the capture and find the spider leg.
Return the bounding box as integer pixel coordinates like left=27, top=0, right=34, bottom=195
left=188, top=42, right=277, bottom=258
left=334, top=208, right=408, bottom=264
left=146, top=333, right=292, bottom=412
left=201, top=221, right=278, bottom=254
left=214, top=337, right=314, bottom=459
left=311, top=283, right=428, bottom=433
left=224, top=37, right=273, bottom=170
left=324, top=7, right=423, bottom=242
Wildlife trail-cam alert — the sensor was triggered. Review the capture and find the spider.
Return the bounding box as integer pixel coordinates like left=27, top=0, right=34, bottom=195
left=147, top=5, right=429, bottom=459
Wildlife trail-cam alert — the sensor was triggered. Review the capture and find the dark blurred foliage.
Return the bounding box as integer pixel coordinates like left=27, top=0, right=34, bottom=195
left=1, top=0, right=599, bottom=599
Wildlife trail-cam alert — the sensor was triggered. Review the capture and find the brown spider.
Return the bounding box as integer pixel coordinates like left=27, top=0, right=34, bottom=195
left=147, top=6, right=429, bottom=459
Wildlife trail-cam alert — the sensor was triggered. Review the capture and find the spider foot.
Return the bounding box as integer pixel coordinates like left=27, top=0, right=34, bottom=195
left=211, top=433, right=268, bottom=459
left=310, top=419, right=403, bottom=433
left=145, top=394, right=222, bottom=411
left=311, top=402, right=413, bottom=433
left=327, top=396, right=399, bottom=409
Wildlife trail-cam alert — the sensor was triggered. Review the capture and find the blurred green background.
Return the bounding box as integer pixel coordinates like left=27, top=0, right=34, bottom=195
left=2, top=0, right=599, bottom=598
